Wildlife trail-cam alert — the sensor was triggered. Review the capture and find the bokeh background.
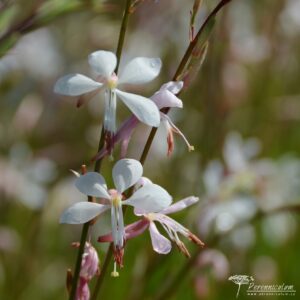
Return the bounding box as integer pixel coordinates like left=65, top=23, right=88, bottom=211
left=1, top=0, right=300, bottom=299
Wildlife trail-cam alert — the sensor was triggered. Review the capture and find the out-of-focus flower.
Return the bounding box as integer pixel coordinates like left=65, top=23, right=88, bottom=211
left=0, top=143, right=57, bottom=210
left=54, top=50, right=161, bottom=152
left=99, top=195, right=204, bottom=257
left=93, top=81, right=194, bottom=160
left=197, top=249, right=230, bottom=281
left=60, top=159, right=172, bottom=268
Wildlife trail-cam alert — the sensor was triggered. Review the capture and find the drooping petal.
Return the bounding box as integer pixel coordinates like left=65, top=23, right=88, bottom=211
left=112, top=159, right=143, bottom=193
left=159, top=81, right=184, bottom=94
left=54, top=74, right=102, bottom=96
left=75, top=172, right=110, bottom=199
left=123, top=184, right=172, bottom=213
left=151, top=89, right=183, bottom=110
left=118, top=57, right=162, bottom=85
left=149, top=222, right=172, bottom=254
left=116, top=89, right=160, bottom=127
left=60, top=202, right=109, bottom=224
left=160, top=196, right=199, bottom=215
left=88, top=50, right=117, bottom=77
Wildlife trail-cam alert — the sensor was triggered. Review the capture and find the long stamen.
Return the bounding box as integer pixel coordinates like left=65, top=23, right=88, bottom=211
left=163, top=114, right=194, bottom=153
left=111, top=261, right=119, bottom=278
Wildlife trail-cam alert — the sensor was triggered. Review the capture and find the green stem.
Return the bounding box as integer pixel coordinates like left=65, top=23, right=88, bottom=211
left=115, top=0, right=132, bottom=73
left=90, top=244, right=114, bottom=300
left=68, top=130, right=106, bottom=300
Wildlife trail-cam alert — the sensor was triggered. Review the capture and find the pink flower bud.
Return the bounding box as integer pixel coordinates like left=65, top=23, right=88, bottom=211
left=80, top=243, right=100, bottom=281
left=76, top=279, right=90, bottom=300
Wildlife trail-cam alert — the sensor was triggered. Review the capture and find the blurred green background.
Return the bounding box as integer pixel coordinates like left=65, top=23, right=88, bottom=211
left=1, top=0, right=300, bottom=299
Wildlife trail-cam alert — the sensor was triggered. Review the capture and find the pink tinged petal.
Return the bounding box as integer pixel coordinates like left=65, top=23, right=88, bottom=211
left=88, top=50, right=117, bottom=77
left=161, top=114, right=195, bottom=153
left=151, top=89, right=183, bottom=110
left=112, top=158, right=143, bottom=193
left=160, top=196, right=199, bottom=215
left=118, top=57, right=162, bottom=85
left=98, top=232, right=113, bottom=243
left=116, top=89, right=160, bottom=127
left=120, top=137, right=131, bottom=159
left=54, top=74, right=102, bottom=96
left=60, top=202, right=109, bottom=224
left=149, top=222, right=172, bottom=254
left=92, top=116, right=139, bottom=162
left=159, top=81, right=184, bottom=94
left=98, top=219, right=150, bottom=243
left=125, top=218, right=150, bottom=239
left=75, top=172, right=110, bottom=199
left=123, top=184, right=172, bottom=213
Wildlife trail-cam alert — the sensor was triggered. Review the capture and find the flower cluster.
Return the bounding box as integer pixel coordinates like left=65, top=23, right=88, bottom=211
left=55, top=50, right=203, bottom=287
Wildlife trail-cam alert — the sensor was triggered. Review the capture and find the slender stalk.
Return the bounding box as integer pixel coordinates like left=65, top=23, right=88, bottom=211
left=115, top=0, right=132, bottom=73
left=68, top=130, right=106, bottom=300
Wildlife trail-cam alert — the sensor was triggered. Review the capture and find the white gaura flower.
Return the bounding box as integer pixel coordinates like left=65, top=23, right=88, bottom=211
left=98, top=178, right=204, bottom=257
left=54, top=50, right=161, bottom=149
left=60, top=159, right=172, bottom=254
left=151, top=81, right=194, bottom=156
left=92, top=81, right=194, bottom=160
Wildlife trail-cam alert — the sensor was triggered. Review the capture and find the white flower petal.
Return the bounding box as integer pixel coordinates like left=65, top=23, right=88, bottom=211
left=151, top=89, right=183, bottom=109
left=159, top=81, right=183, bottom=94
left=116, top=90, right=160, bottom=127
left=75, top=172, right=110, bottom=199
left=54, top=74, right=102, bottom=96
left=88, top=51, right=117, bottom=77
left=123, top=184, right=172, bottom=213
left=160, top=196, right=199, bottom=215
left=149, top=222, right=172, bottom=254
left=118, top=57, right=162, bottom=85
left=113, top=159, right=143, bottom=193
left=60, top=202, right=109, bottom=224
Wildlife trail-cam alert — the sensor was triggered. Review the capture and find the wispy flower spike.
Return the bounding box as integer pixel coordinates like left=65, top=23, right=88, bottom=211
left=54, top=50, right=161, bottom=153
